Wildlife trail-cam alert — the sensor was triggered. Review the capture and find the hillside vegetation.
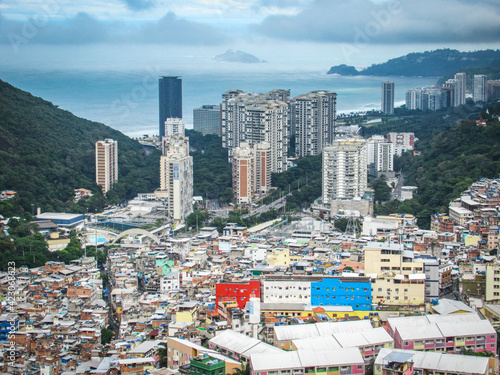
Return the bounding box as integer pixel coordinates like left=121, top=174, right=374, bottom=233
left=0, top=79, right=160, bottom=217
left=328, top=49, right=500, bottom=77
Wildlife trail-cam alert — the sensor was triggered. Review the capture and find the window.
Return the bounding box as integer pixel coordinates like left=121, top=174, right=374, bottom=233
left=328, top=367, right=338, bottom=372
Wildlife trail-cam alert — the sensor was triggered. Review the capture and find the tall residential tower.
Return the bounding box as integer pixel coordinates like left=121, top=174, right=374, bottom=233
left=291, top=90, right=337, bottom=157
left=95, top=139, right=118, bottom=195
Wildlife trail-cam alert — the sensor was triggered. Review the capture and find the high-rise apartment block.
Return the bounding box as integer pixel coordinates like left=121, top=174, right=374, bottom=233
left=232, top=142, right=271, bottom=205
left=156, top=135, right=193, bottom=221
left=291, top=90, right=337, bottom=157
left=193, top=105, right=221, bottom=136
left=454, top=72, right=466, bottom=106
left=405, top=88, right=442, bottom=111
left=95, top=139, right=118, bottom=195
left=322, top=137, right=367, bottom=206
left=221, top=90, right=289, bottom=173
left=386, top=132, right=415, bottom=156
left=381, top=81, right=395, bottom=115
left=367, top=135, right=394, bottom=175
left=473, top=74, right=488, bottom=102
left=488, top=80, right=500, bottom=101
left=159, top=76, right=182, bottom=138
left=164, top=118, right=185, bottom=138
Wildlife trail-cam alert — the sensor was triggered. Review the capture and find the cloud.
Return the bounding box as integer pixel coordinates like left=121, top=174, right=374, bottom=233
left=133, top=11, right=229, bottom=45
left=0, top=11, right=228, bottom=46
left=253, top=0, right=500, bottom=44
left=122, top=0, right=155, bottom=11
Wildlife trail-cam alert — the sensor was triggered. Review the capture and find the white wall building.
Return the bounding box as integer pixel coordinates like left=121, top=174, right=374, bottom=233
left=474, top=74, right=488, bottom=102
left=386, top=132, right=415, bottom=156
left=367, top=135, right=394, bottom=175
left=221, top=90, right=289, bottom=173
left=291, top=90, right=337, bottom=157
left=262, top=277, right=312, bottom=304
left=322, top=137, right=368, bottom=205
left=160, top=272, right=180, bottom=293
left=164, top=118, right=185, bottom=138
left=156, top=134, right=193, bottom=221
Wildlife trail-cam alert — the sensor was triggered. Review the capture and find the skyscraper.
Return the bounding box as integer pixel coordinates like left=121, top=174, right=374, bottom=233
left=454, top=72, right=466, bottom=106
left=367, top=135, right=394, bottom=176
left=156, top=134, right=193, bottom=221
left=221, top=90, right=289, bottom=173
left=193, top=105, right=221, bottom=135
left=95, top=139, right=118, bottom=195
left=473, top=74, right=488, bottom=102
left=159, top=76, right=182, bottom=138
left=291, top=90, right=337, bottom=157
left=381, top=81, right=395, bottom=115
left=322, top=137, right=368, bottom=205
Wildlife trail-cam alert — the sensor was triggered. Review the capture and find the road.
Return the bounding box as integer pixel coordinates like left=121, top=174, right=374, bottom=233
left=242, top=193, right=289, bottom=219
left=391, top=173, right=405, bottom=200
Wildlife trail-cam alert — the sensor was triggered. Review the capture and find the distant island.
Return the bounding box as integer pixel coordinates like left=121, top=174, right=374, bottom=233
left=327, top=49, right=500, bottom=77
left=215, top=49, right=265, bottom=64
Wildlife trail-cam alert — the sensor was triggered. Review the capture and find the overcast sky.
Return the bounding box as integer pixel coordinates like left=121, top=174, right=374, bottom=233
left=1, top=0, right=500, bottom=67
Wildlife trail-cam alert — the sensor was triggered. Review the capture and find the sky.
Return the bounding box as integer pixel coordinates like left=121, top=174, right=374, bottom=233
left=1, top=0, right=500, bottom=69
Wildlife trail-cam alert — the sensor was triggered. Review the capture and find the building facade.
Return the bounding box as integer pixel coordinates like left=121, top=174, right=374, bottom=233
left=159, top=76, right=182, bottom=138
left=215, top=280, right=261, bottom=309
left=221, top=90, right=289, bottom=173
left=193, top=105, right=221, bottom=136
left=474, top=74, right=488, bottom=102
left=311, top=277, right=372, bottom=310
left=232, top=142, right=271, bottom=205
left=95, top=138, right=118, bottom=195
left=164, top=118, right=185, bottom=138
left=367, top=136, right=394, bottom=176
left=291, top=90, right=337, bottom=157
left=382, top=81, right=395, bottom=115
left=386, top=133, right=415, bottom=156
left=322, top=138, right=368, bottom=205
left=156, top=134, right=193, bottom=221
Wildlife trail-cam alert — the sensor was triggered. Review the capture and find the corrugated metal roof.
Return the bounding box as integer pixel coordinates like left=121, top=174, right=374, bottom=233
left=437, top=320, right=495, bottom=336
left=292, top=336, right=342, bottom=351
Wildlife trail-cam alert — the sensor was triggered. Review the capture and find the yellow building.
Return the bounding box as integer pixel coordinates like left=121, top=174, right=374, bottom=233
left=266, top=248, right=291, bottom=267
left=485, top=264, right=500, bottom=302
left=364, top=242, right=426, bottom=307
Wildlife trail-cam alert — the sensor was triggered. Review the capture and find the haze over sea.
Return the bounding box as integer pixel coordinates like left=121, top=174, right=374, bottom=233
left=0, top=45, right=437, bottom=138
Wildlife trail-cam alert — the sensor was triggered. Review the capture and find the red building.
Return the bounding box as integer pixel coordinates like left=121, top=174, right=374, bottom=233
left=215, top=280, right=260, bottom=309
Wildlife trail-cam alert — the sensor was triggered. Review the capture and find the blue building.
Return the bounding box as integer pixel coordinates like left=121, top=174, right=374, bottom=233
left=0, top=314, right=18, bottom=341
left=36, top=212, right=84, bottom=227
left=311, top=277, right=372, bottom=310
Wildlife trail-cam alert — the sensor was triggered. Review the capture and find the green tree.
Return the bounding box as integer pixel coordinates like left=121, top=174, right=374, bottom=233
left=101, top=327, right=114, bottom=345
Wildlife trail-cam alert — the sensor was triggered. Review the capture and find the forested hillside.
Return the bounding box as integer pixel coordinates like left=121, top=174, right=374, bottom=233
left=328, top=49, right=500, bottom=77
left=373, top=104, right=500, bottom=228
left=0, top=79, right=160, bottom=217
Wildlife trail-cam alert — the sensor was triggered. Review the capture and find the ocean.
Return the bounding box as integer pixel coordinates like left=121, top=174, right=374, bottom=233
left=0, top=62, right=437, bottom=138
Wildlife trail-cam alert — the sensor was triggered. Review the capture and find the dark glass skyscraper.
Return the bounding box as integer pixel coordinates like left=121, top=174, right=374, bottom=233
left=159, top=76, right=182, bottom=137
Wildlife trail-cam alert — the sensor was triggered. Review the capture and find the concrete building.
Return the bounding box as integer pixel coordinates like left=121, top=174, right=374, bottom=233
left=322, top=138, right=367, bottom=206
left=193, top=105, right=221, bottom=136
left=95, top=138, right=118, bottom=195
left=221, top=90, right=289, bottom=173
left=415, top=255, right=440, bottom=302
left=382, top=81, right=395, bottom=115
left=386, top=133, right=415, bottom=156
left=164, top=118, right=185, bottom=138
left=485, top=264, right=500, bottom=302
left=291, top=90, right=337, bottom=157
left=156, top=134, right=193, bottom=221
left=159, top=76, right=182, bottom=138
left=364, top=242, right=426, bottom=306
left=386, top=314, right=496, bottom=354
left=487, top=80, right=500, bottom=100
left=232, top=142, right=271, bottom=205
left=311, top=277, right=372, bottom=310
left=454, top=72, right=466, bottom=106
left=367, top=135, right=394, bottom=176
left=474, top=74, right=488, bottom=102
left=375, top=348, right=495, bottom=375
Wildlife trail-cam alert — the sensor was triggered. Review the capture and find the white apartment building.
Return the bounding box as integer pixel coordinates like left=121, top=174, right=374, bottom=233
left=221, top=89, right=289, bottom=173
left=262, top=277, right=313, bottom=304
left=474, top=74, right=488, bottom=102
left=156, top=134, right=193, bottom=221
left=386, top=132, right=415, bottom=156
left=95, top=138, right=118, bottom=195
left=164, top=117, right=185, bottom=138
left=291, top=90, right=337, bottom=157
left=366, top=135, right=394, bottom=175
left=322, top=137, right=367, bottom=205
left=160, top=272, right=180, bottom=294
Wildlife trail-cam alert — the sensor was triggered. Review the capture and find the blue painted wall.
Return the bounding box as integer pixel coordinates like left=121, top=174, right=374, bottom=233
left=311, top=278, right=372, bottom=310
